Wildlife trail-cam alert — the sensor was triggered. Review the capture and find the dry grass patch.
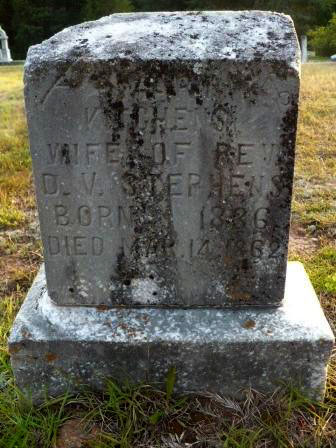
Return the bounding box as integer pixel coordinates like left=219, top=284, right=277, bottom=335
left=292, top=63, right=336, bottom=241
left=0, top=65, right=31, bottom=230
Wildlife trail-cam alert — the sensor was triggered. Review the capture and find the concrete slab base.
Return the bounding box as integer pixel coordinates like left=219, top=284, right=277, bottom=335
left=9, top=262, right=334, bottom=403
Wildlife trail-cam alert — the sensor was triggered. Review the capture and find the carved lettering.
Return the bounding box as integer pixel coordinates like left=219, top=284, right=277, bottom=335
left=279, top=91, right=290, bottom=106
left=169, top=174, right=182, bottom=197
left=271, top=175, right=283, bottom=197
left=138, top=106, right=151, bottom=130
left=118, top=206, right=132, bottom=227
left=92, top=237, right=104, bottom=256
left=153, top=143, right=166, bottom=165
left=226, top=238, right=283, bottom=260
left=47, top=144, right=58, bottom=164
left=52, top=204, right=125, bottom=228
left=232, top=207, right=246, bottom=227
left=47, top=235, right=104, bottom=256
left=216, top=142, right=279, bottom=171
left=226, top=239, right=245, bottom=255
left=55, top=205, right=69, bottom=226
left=270, top=240, right=281, bottom=258
left=41, top=75, right=66, bottom=106
left=64, top=235, right=70, bottom=255
left=211, top=106, right=226, bottom=131
left=48, top=236, right=60, bottom=255
left=251, top=240, right=263, bottom=258
left=236, top=240, right=246, bottom=255
left=172, top=142, right=190, bottom=166
left=189, top=239, right=210, bottom=259
left=230, top=174, right=245, bottom=197
left=188, top=173, right=200, bottom=197
left=175, top=108, right=189, bottom=130
left=189, top=239, right=193, bottom=259
left=200, top=207, right=205, bottom=230
left=209, top=206, right=248, bottom=229
left=210, top=206, right=223, bottom=228
left=81, top=172, right=97, bottom=195
left=74, top=236, right=87, bottom=255
left=42, top=174, right=59, bottom=195
left=198, top=239, right=210, bottom=256
left=254, top=208, right=270, bottom=230
left=237, top=144, right=253, bottom=166
left=98, top=206, right=113, bottom=227
left=78, top=206, right=92, bottom=226
left=248, top=175, right=265, bottom=197
left=86, top=144, right=101, bottom=165
left=85, top=107, right=101, bottom=128
left=106, top=143, right=120, bottom=165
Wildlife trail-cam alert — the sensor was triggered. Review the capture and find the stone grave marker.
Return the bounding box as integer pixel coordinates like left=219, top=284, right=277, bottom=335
left=9, top=12, right=334, bottom=403
left=24, top=11, right=299, bottom=308
left=0, top=26, right=12, bottom=63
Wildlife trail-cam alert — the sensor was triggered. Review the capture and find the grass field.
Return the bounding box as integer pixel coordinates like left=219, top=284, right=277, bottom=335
left=0, top=64, right=335, bottom=447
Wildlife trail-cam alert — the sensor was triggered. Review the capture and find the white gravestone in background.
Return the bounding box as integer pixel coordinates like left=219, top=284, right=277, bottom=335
left=0, top=26, right=12, bottom=62
left=300, top=35, right=308, bottom=63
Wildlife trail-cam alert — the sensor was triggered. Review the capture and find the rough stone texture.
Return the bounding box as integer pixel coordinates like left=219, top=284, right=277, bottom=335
left=24, top=12, right=300, bottom=308
left=9, top=262, right=334, bottom=403
left=0, top=26, right=12, bottom=62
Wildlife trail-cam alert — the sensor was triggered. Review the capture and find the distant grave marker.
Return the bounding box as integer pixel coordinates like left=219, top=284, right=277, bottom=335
left=300, top=35, right=308, bottom=63
left=0, top=26, right=12, bottom=62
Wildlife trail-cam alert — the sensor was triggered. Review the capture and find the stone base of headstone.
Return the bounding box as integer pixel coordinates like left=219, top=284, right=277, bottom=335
left=9, top=262, right=334, bottom=404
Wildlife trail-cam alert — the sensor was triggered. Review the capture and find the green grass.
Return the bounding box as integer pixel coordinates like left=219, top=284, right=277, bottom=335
left=0, top=64, right=335, bottom=446
left=305, top=247, right=336, bottom=295
left=308, top=55, right=330, bottom=62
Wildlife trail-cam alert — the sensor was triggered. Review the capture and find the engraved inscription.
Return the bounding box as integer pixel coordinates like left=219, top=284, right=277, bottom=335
left=47, top=143, right=79, bottom=165
left=172, top=142, right=190, bottom=166
left=189, top=239, right=210, bottom=259
left=52, top=204, right=137, bottom=228
left=85, top=107, right=101, bottom=128
left=41, top=135, right=283, bottom=263
left=47, top=235, right=104, bottom=256
left=30, top=59, right=297, bottom=308
left=42, top=174, right=59, bottom=195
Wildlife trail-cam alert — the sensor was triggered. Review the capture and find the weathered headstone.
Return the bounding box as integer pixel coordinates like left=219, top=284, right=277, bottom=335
left=25, top=12, right=300, bottom=308
left=0, top=26, right=12, bottom=63
left=9, top=12, right=334, bottom=403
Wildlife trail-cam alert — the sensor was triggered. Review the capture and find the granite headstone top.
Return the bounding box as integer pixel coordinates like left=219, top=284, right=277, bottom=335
left=24, top=11, right=301, bottom=307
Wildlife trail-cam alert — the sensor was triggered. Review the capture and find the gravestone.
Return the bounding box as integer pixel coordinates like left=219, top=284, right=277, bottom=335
left=300, top=35, right=308, bottom=63
left=23, top=12, right=300, bottom=308
left=0, top=26, right=12, bottom=63
left=9, top=12, right=334, bottom=403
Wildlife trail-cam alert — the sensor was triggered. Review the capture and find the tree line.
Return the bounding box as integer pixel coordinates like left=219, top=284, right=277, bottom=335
left=0, top=0, right=336, bottom=59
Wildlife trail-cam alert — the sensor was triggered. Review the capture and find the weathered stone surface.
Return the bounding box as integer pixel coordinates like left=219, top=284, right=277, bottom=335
left=9, top=262, right=334, bottom=403
left=25, top=12, right=300, bottom=307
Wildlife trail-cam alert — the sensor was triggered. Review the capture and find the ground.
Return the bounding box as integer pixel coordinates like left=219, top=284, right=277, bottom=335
left=0, top=63, right=335, bottom=447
